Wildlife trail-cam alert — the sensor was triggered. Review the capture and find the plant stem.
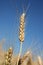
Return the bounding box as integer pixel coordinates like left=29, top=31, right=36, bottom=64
left=17, top=42, right=23, bottom=65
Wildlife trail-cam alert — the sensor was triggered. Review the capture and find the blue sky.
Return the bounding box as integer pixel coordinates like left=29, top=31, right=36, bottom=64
left=0, top=0, right=43, bottom=55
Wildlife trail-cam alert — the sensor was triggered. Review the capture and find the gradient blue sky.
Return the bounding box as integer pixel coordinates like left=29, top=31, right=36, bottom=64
left=0, top=0, right=43, bottom=55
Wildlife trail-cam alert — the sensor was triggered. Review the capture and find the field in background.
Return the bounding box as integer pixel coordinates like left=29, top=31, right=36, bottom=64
left=0, top=39, right=43, bottom=65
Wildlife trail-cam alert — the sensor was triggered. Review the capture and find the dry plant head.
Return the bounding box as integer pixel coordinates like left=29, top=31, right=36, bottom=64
left=37, top=56, right=42, bottom=65
left=18, top=51, right=33, bottom=65
left=5, top=47, right=13, bottom=65
left=19, top=13, right=25, bottom=42
left=21, top=51, right=31, bottom=62
left=17, top=13, right=25, bottom=65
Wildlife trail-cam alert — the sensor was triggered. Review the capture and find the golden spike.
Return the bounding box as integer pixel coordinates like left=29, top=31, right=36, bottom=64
left=19, top=13, right=25, bottom=42
left=5, top=47, right=13, bottom=65
left=17, top=13, right=25, bottom=65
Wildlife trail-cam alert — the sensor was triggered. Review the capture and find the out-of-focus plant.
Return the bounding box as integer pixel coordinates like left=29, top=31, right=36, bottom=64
left=4, top=47, right=13, bottom=65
